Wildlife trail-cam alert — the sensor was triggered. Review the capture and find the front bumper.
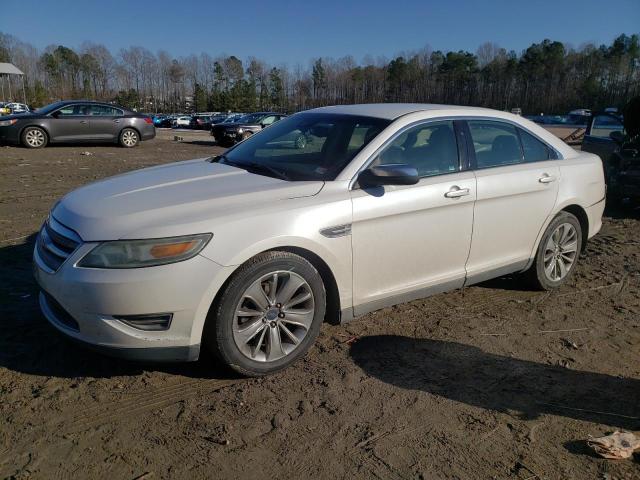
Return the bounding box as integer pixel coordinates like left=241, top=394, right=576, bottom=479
left=0, top=125, right=20, bottom=144
left=618, top=171, right=640, bottom=198
left=33, top=239, right=232, bottom=362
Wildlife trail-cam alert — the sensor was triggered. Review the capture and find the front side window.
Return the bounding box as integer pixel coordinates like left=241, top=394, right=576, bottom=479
left=519, top=129, right=553, bottom=162
left=375, top=121, right=459, bottom=177
left=591, top=114, right=624, bottom=139
left=221, top=113, right=390, bottom=181
left=469, top=120, right=522, bottom=168
left=55, top=104, right=93, bottom=116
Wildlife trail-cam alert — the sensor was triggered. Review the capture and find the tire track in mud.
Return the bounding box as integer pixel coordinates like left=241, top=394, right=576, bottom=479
left=0, top=377, right=238, bottom=473
left=61, top=377, right=237, bottom=433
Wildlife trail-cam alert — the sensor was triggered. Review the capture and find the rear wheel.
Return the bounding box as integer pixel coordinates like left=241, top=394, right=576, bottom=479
left=21, top=127, right=48, bottom=148
left=525, top=212, right=582, bottom=290
left=206, top=251, right=326, bottom=376
left=119, top=128, right=139, bottom=148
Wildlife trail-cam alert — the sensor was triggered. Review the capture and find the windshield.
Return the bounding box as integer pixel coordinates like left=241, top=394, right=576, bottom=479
left=221, top=113, right=390, bottom=181
left=34, top=101, right=66, bottom=114
left=237, top=113, right=266, bottom=124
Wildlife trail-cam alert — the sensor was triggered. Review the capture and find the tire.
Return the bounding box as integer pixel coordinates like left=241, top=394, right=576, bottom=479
left=21, top=126, right=48, bottom=148
left=524, top=211, right=582, bottom=290
left=119, top=128, right=139, bottom=148
left=206, top=251, right=326, bottom=377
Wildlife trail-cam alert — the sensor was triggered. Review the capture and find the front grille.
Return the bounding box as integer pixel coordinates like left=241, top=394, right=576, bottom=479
left=37, top=217, right=82, bottom=272
left=42, top=291, right=80, bottom=331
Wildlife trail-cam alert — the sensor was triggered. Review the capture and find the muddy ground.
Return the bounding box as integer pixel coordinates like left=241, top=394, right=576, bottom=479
left=0, top=129, right=639, bottom=479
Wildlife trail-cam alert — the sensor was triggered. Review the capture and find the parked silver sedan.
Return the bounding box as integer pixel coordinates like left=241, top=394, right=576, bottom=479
left=0, top=100, right=156, bottom=148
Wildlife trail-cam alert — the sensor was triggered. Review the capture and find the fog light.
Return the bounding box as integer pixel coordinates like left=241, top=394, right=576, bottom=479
left=114, top=313, right=173, bottom=331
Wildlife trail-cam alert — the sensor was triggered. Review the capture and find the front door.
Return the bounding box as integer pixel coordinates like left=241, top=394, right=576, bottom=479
left=48, top=103, right=92, bottom=142
left=350, top=120, right=476, bottom=315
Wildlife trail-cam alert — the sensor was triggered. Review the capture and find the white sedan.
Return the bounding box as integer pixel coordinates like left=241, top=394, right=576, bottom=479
left=172, top=115, right=191, bottom=128
left=34, top=104, right=605, bottom=376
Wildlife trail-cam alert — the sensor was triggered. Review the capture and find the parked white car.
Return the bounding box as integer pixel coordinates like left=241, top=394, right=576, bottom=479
left=173, top=115, right=191, bottom=128
left=34, top=104, right=605, bottom=376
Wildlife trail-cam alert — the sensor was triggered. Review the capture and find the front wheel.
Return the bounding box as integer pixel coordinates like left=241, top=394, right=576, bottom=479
left=21, top=127, right=48, bottom=148
left=119, top=128, right=139, bottom=148
left=524, top=211, right=582, bottom=290
left=206, top=251, right=326, bottom=376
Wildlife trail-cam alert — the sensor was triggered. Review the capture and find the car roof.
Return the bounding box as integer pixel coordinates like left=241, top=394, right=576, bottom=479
left=306, top=103, right=497, bottom=120
left=59, top=100, right=129, bottom=109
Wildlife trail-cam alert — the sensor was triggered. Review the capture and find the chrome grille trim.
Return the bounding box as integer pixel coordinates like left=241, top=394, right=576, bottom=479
left=37, top=217, right=82, bottom=272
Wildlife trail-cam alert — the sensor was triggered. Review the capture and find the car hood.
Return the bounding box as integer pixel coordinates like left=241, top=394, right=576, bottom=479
left=53, top=158, right=324, bottom=241
left=0, top=112, right=35, bottom=120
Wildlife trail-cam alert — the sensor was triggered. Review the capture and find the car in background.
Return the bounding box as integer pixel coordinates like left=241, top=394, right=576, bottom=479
left=582, top=100, right=639, bottom=202
left=210, top=112, right=286, bottom=146
left=33, top=104, right=605, bottom=376
left=189, top=114, right=214, bottom=130
left=172, top=115, right=191, bottom=128
left=153, top=115, right=174, bottom=128
left=1, top=102, right=30, bottom=115
left=0, top=100, right=155, bottom=148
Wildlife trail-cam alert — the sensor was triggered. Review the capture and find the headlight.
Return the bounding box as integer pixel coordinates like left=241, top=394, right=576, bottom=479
left=77, top=233, right=212, bottom=269
left=237, top=128, right=244, bottom=134
left=0, top=119, right=18, bottom=127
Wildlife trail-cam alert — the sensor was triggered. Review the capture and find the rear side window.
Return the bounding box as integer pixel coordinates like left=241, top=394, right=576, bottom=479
left=468, top=121, right=522, bottom=168
left=519, top=129, right=553, bottom=162
left=89, top=105, right=123, bottom=116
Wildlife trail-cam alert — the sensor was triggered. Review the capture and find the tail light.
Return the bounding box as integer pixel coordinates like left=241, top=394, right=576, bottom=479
left=143, top=117, right=153, bottom=124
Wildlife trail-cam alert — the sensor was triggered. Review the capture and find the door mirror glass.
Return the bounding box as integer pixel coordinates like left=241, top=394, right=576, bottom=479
left=358, top=164, right=419, bottom=188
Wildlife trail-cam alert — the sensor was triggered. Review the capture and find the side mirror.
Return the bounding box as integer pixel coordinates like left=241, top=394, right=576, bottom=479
left=610, top=130, right=625, bottom=143
left=357, top=164, right=419, bottom=188
left=51, top=111, right=60, bottom=118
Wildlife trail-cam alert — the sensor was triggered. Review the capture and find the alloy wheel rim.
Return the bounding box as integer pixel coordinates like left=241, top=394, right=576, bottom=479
left=543, top=223, right=578, bottom=281
left=232, top=270, right=314, bottom=362
left=123, top=131, right=137, bottom=146
left=26, top=129, right=45, bottom=147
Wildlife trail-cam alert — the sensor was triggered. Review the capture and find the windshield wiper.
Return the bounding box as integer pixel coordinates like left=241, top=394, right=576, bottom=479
left=242, top=162, right=290, bottom=181
left=214, top=155, right=290, bottom=181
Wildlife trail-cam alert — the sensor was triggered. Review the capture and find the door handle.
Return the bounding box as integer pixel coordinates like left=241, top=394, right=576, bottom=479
left=113, top=119, right=121, bottom=123
left=538, top=173, right=557, bottom=184
left=444, top=186, right=470, bottom=198
left=80, top=120, right=88, bottom=124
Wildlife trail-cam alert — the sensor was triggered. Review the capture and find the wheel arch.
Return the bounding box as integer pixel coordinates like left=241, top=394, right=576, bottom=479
left=201, top=245, right=342, bottom=339
left=119, top=125, right=142, bottom=142
left=560, top=204, right=589, bottom=253
left=19, top=123, right=51, bottom=143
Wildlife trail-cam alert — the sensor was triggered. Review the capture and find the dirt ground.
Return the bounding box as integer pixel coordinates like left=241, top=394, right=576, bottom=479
left=0, top=129, right=639, bottom=480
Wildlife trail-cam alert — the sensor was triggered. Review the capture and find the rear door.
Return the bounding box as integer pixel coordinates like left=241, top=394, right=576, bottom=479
left=464, top=120, right=560, bottom=283
left=47, top=104, right=92, bottom=142
left=86, top=104, right=124, bottom=141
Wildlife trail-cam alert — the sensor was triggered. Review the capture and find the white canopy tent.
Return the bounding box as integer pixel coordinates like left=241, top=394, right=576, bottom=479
left=0, top=62, right=27, bottom=104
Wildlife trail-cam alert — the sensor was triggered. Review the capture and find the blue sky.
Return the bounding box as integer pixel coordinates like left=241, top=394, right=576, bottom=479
left=2, top=0, right=639, bottom=64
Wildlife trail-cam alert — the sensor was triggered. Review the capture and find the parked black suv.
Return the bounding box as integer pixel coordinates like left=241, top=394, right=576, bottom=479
left=582, top=97, right=640, bottom=203
left=210, top=112, right=286, bottom=146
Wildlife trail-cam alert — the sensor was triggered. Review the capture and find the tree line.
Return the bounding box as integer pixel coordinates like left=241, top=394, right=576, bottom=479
left=0, top=31, right=638, bottom=114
